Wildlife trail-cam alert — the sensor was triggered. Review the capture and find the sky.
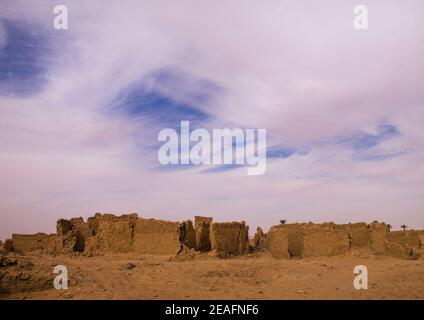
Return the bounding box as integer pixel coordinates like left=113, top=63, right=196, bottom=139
left=0, top=0, right=424, bottom=239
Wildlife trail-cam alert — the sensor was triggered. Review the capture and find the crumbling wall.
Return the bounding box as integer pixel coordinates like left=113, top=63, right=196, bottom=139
left=6, top=212, right=423, bottom=260
left=419, top=231, right=424, bottom=252
left=388, top=231, right=422, bottom=249
left=57, top=217, right=91, bottom=253
left=302, top=224, right=350, bottom=257
left=209, top=221, right=250, bottom=258
left=266, top=225, right=290, bottom=259
left=194, top=216, right=213, bottom=226
left=85, top=220, right=133, bottom=253
left=419, top=231, right=424, bottom=244
left=84, top=213, right=138, bottom=254
left=266, top=224, right=305, bottom=257
left=3, top=239, right=13, bottom=252
left=251, top=227, right=267, bottom=251
left=179, top=220, right=196, bottom=249
left=384, top=241, right=419, bottom=259
left=385, top=230, right=421, bottom=260
left=343, top=223, right=370, bottom=248
left=86, top=213, right=136, bottom=235
left=194, top=216, right=213, bottom=252
left=11, top=233, right=62, bottom=254
left=369, top=222, right=388, bottom=254
left=266, top=223, right=350, bottom=258
left=134, top=218, right=182, bottom=255
left=284, top=224, right=305, bottom=257
left=419, top=231, right=424, bottom=259
left=57, top=213, right=139, bottom=254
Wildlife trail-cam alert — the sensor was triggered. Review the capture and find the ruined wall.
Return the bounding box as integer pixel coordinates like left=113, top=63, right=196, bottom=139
left=343, top=223, right=370, bottom=248
left=287, top=228, right=304, bottom=257
left=342, top=222, right=419, bottom=259
left=57, top=217, right=92, bottom=253
left=385, top=241, right=418, bottom=259
left=5, top=212, right=423, bottom=259
left=194, top=216, right=213, bottom=226
left=86, top=213, right=136, bottom=235
left=266, top=226, right=290, bottom=259
left=419, top=231, right=424, bottom=253
left=388, top=231, right=422, bottom=249
left=266, top=223, right=350, bottom=258
left=11, top=233, right=62, bottom=254
left=369, top=222, right=389, bottom=254
left=180, top=220, right=196, bottom=249
left=85, top=220, right=133, bottom=253
left=209, top=221, right=250, bottom=258
left=194, top=216, right=213, bottom=252
left=134, top=218, right=182, bottom=255
left=265, top=221, right=420, bottom=260
left=419, top=231, right=424, bottom=259
left=384, top=230, right=421, bottom=259
left=84, top=213, right=138, bottom=254
left=302, top=224, right=350, bottom=257
left=284, top=224, right=305, bottom=257
left=265, top=224, right=305, bottom=258
left=251, top=227, right=267, bottom=251
left=3, top=239, right=13, bottom=252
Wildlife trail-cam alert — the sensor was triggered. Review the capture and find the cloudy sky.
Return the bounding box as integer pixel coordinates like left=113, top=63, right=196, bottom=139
left=1, top=0, right=423, bottom=239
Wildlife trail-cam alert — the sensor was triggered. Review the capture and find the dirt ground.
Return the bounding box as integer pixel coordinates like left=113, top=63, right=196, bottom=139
left=1, top=251, right=423, bottom=300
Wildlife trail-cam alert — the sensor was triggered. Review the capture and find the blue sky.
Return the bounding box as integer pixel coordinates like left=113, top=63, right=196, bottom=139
left=0, top=20, right=50, bottom=95
left=1, top=0, right=424, bottom=239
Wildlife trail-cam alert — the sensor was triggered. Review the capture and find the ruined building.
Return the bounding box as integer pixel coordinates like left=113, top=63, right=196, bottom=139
left=1, top=214, right=423, bottom=260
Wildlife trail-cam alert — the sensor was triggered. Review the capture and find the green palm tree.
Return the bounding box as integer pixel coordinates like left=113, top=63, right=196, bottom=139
left=401, top=224, right=407, bottom=231
left=279, top=219, right=287, bottom=224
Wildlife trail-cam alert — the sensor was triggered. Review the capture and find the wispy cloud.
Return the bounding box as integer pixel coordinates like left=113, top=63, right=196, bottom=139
left=1, top=0, right=424, bottom=238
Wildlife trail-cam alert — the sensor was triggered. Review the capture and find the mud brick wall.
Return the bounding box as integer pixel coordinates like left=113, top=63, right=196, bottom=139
left=368, top=222, right=388, bottom=254
left=266, top=223, right=350, bottom=259
left=302, top=224, right=350, bottom=257
left=419, top=231, right=424, bottom=258
left=283, top=224, right=305, bottom=257
left=84, top=213, right=138, bottom=254
left=388, top=231, right=422, bottom=249
left=251, top=227, right=267, bottom=251
left=385, top=230, right=421, bottom=259
left=209, top=221, right=250, bottom=258
left=265, top=221, right=420, bottom=260
left=266, top=226, right=290, bottom=259
left=343, top=222, right=370, bottom=248
left=180, top=220, right=196, bottom=249
left=87, top=213, right=137, bottom=235
left=384, top=241, right=418, bottom=259
left=57, top=217, right=91, bottom=253
left=3, top=239, right=13, bottom=252
left=194, top=216, right=213, bottom=252
left=11, top=233, right=62, bottom=254
left=85, top=220, right=134, bottom=253
left=265, top=224, right=305, bottom=258
left=134, top=218, right=182, bottom=255
left=419, top=231, right=424, bottom=250
left=5, top=212, right=423, bottom=259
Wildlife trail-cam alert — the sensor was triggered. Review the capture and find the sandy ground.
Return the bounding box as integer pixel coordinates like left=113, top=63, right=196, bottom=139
left=1, top=251, right=423, bottom=300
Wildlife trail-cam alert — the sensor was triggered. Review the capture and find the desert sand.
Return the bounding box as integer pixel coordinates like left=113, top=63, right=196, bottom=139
left=1, top=250, right=424, bottom=300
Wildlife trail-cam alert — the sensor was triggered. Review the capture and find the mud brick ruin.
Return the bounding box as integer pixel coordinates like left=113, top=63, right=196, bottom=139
left=266, top=222, right=423, bottom=259
left=1, top=213, right=423, bottom=260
